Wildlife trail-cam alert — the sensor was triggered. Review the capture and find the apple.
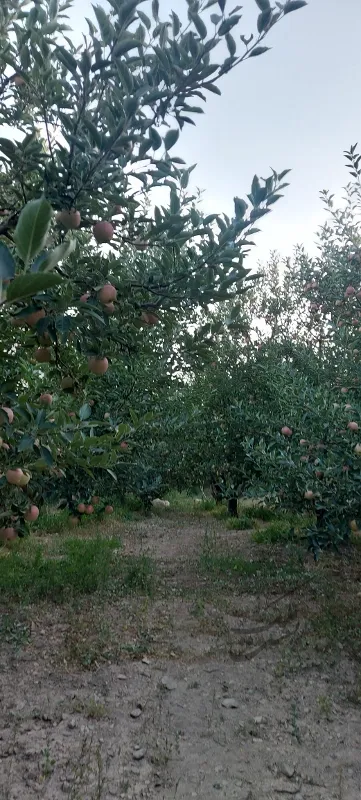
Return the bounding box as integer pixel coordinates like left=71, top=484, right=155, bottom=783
left=299, top=439, right=308, bottom=446
left=103, top=302, right=115, bottom=315
left=88, top=356, right=109, bottom=375
left=281, top=426, right=292, bottom=437
left=304, top=490, right=315, bottom=500
left=120, top=441, right=128, bottom=450
left=105, top=505, right=114, bottom=514
left=6, top=468, right=24, bottom=485
left=35, top=347, right=52, bottom=363
left=354, top=444, right=361, bottom=456
left=104, top=412, right=110, bottom=419
left=56, top=209, right=81, bottom=229
left=140, top=311, right=159, bottom=325
left=0, top=527, right=17, bottom=542
left=350, top=520, right=358, bottom=532
left=39, top=393, right=53, bottom=405
left=345, top=285, right=356, bottom=297
left=13, top=74, right=26, bottom=87
left=93, top=221, right=114, bottom=244
left=11, top=316, right=24, bottom=327
left=348, top=421, right=359, bottom=432
left=340, top=387, right=348, bottom=394
left=80, top=292, right=90, bottom=303
left=0, top=407, right=14, bottom=424
left=97, top=283, right=117, bottom=304
left=24, top=505, right=39, bottom=522
left=85, top=505, right=94, bottom=515
left=77, top=503, right=86, bottom=514
left=25, top=308, right=45, bottom=327
left=91, top=496, right=100, bottom=505
left=2, top=442, right=10, bottom=451
left=18, top=471, right=31, bottom=486
left=61, top=376, right=74, bottom=390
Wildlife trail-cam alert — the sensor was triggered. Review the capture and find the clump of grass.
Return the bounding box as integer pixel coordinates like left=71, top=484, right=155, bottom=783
left=120, top=555, right=155, bottom=594
left=0, top=614, right=30, bottom=649
left=246, top=504, right=277, bottom=522
left=200, top=537, right=307, bottom=591
left=33, top=508, right=70, bottom=534
left=226, top=515, right=254, bottom=531
left=252, top=520, right=297, bottom=544
left=311, top=599, right=361, bottom=660
left=0, top=538, right=155, bottom=602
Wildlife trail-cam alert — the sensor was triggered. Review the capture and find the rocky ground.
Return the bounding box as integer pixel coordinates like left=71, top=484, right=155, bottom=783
left=1, top=512, right=361, bottom=800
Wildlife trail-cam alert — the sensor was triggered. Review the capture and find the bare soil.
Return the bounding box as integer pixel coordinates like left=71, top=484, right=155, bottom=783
left=1, top=513, right=361, bottom=800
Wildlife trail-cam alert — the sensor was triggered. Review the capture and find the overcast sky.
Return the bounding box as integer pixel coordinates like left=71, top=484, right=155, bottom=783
left=34, top=1, right=361, bottom=268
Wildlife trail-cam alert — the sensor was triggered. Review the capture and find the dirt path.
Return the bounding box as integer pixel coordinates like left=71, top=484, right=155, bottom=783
left=1, top=513, right=360, bottom=800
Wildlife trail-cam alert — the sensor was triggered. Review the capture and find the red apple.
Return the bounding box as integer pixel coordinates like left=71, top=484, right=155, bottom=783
left=80, top=292, right=90, bottom=303
left=39, top=393, right=53, bottom=405
left=25, top=308, right=46, bottom=328
left=105, top=505, right=114, bottom=514
left=304, top=490, right=315, bottom=501
left=35, top=347, right=52, bottom=363
left=93, top=221, right=114, bottom=244
left=348, top=421, right=359, bottom=432
left=281, top=426, right=292, bottom=437
left=24, top=505, right=39, bottom=522
left=6, top=468, right=24, bottom=485
left=103, top=302, right=115, bottom=315
left=56, top=209, right=81, bottom=229
left=91, top=496, right=100, bottom=505
left=0, top=527, right=17, bottom=542
left=85, top=504, right=94, bottom=515
left=120, top=441, right=128, bottom=450
left=88, top=356, right=109, bottom=375
left=97, top=283, right=117, bottom=304
left=77, top=503, right=86, bottom=514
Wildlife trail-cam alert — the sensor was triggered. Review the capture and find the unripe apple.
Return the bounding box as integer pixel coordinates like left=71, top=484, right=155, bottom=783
left=77, top=503, right=86, bottom=514
left=85, top=504, right=94, bottom=515
left=304, top=490, right=315, bottom=500
left=97, top=283, right=117, bottom=304
left=281, top=426, right=292, bottom=437
left=341, top=387, right=348, bottom=394
left=120, top=441, right=128, bottom=450
left=0, top=407, right=14, bottom=424
left=39, top=393, right=53, bottom=405
left=24, top=505, right=39, bottom=522
left=56, top=209, right=81, bottom=229
left=140, top=311, right=159, bottom=325
left=350, top=519, right=358, bottom=532
left=105, top=505, right=114, bottom=514
left=299, top=439, right=308, bottom=446
left=25, top=308, right=46, bottom=327
left=13, top=74, right=26, bottom=87
left=2, top=442, right=10, bottom=451
left=93, top=221, right=114, bottom=244
left=88, top=356, right=109, bottom=375
left=345, top=285, right=356, bottom=297
left=6, top=468, right=24, bottom=485
left=80, top=292, right=90, bottom=303
left=354, top=444, right=361, bottom=456
left=348, top=421, right=359, bottom=431
left=18, top=471, right=31, bottom=486
left=61, top=376, right=74, bottom=390
left=103, top=302, right=115, bottom=315
left=104, top=412, right=110, bottom=419
left=35, top=347, right=52, bottom=363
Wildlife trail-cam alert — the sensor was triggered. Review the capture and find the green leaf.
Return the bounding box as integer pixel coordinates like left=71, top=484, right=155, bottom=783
left=113, top=38, right=143, bottom=56
left=14, top=197, right=52, bottom=267
left=0, top=243, right=15, bottom=281
left=56, top=45, right=78, bottom=73
left=92, top=3, right=113, bottom=44
left=6, top=273, right=62, bottom=302
left=38, top=239, right=76, bottom=272
left=152, top=0, right=159, bottom=20
left=226, top=33, right=236, bottom=57
left=218, top=16, right=241, bottom=35
left=205, top=83, right=221, bottom=95
left=79, top=403, right=92, bottom=421
left=283, top=0, right=308, bottom=12
left=171, top=11, right=181, bottom=35
left=39, top=445, right=54, bottom=466
left=190, top=13, right=207, bottom=39
left=254, top=0, right=271, bottom=10
left=249, top=46, right=271, bottom=57
left=17, top=434, right=35, bottom=452
left=149, top=127, right=162, bottom=150
left=138, top=9, right=151, bottom=29
left=164, top=129, right=179, bottom=151
left=257, top=9, right=272, bottom=32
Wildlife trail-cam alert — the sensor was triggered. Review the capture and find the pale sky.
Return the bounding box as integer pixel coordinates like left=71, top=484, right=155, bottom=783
left=12, top=1, right=361, bottom=268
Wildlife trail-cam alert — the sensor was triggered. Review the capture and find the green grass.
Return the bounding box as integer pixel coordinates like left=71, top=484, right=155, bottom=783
left=226, top=514, right=254, bottom=530
left=200, top=536, right=307, bottom=591
left=0, top=537, right=154, bottom=602
left=33, top=508, right=71, bottom=534
left=245, top=504, right=278, bottom=522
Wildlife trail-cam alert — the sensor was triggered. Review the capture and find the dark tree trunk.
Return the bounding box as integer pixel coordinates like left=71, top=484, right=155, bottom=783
left=228, top=497, right=238, bottom=517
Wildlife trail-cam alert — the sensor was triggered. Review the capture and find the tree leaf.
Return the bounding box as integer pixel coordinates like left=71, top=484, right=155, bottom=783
left=38, top=239, right=76, bottom=272
left=190, top=13, right=207, bottom=39
left=254, top=0, right=271, bottom=10
left=6, top=273, right=62, bottom=302
left=17, top=434, right=35, bottom=452
left=79, top=403, right=92, bottom=421
left=257, top=9, right=272, bottom=32
left=113, top=38, right=143, bottom=56
left=249, top=46, right=271, bottom=57
left=39, top=445, right=54, bottom=466
left=283, top=0, right=308, bottom=12
left=164, top=129, right=179, bottom=150
left=14, top=197, right=52, bottom=267
left=92, top=3, right=113, bottom=44
left=0, top=243, right=15, bottom=281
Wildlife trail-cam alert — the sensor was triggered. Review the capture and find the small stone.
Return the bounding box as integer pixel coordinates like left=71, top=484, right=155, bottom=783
left=279, top=763, right=295, bottom=779
left=254, top=716, right=264, bottom=724
left=118, top=674, right=127, bottom=680
left=222, top=698, right=239, bottom=709
left=67, top=719, right=76, bottom=730
left=142, top=657, right=150, bottom=665
left=130, top=708, right=142, bottom=719
left=268, top=779, right=299, bottom=794
left=160, top=675, right=177, bottom=691
left=132, top=748, right=145, bottom=761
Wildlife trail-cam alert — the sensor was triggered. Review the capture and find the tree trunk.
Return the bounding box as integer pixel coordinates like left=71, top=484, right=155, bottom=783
left=228, top=497, right=238, bottom=517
